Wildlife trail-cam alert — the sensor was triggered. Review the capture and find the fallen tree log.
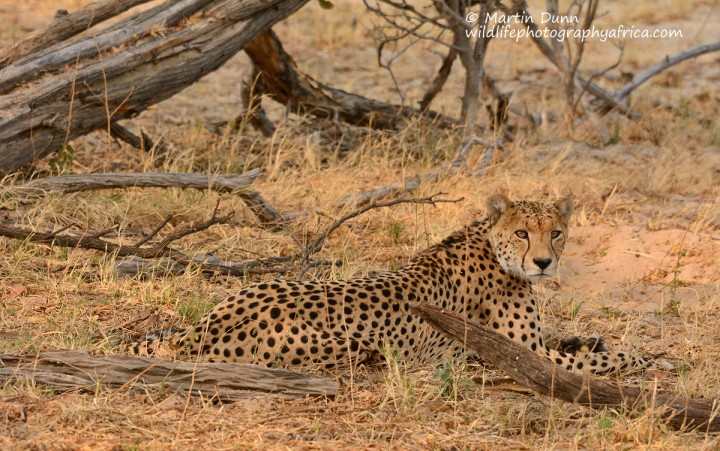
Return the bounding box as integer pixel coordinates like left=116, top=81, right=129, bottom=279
left=0, top=0, right=309, bottom=175
left=0, top=351, right=337, bottom=400
left=411, top=303, right=720, bottom=432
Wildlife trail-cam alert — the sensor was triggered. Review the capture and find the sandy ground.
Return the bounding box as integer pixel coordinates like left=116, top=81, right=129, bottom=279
left=561, top=225, right=720, bottom=311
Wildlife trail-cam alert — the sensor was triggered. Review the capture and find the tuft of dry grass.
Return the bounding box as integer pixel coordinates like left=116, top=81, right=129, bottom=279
left=2, top=0, right=720, bottom=449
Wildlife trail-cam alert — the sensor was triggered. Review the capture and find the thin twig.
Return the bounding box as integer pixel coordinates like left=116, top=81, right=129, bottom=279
left=47, top=222, right=76, bottom=239
left=337, top=135, right=486, bottom=208
left=109, top=121, right=169, bottom=155
left=295, top=193, right=463, bottom=280
left=154, top=203, right=229, bottom=252
left=305, top=193, right=464, bottom=259
left=83, top=224, right=119, bottom=240
left=335, top=176, right=422, bottom=208
left=134, top=215, right=173, bottom=247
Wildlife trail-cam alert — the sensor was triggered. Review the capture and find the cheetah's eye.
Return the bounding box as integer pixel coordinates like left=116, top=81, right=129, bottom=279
left=515, top=230, right=528, bottom=239
left=551, top=230, right=562, bottom=239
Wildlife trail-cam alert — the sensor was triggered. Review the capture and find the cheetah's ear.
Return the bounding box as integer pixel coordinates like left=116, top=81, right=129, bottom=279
left=554, top=197, right=574, bottom=223
left=486, top=194, right=512, bottom=224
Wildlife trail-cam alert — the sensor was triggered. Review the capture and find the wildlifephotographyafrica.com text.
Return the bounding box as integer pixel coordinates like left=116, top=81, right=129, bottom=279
left=465, top=11, right=683, bottom=42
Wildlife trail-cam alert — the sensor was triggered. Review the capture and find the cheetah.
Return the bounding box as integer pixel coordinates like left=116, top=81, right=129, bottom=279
left=121, top=194, right=663, bottom=374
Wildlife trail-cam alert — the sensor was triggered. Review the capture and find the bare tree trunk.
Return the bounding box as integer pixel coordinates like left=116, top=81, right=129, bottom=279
left=443, top=0, right=491, bottom=135
left=0, top=0, right=309, bottom=175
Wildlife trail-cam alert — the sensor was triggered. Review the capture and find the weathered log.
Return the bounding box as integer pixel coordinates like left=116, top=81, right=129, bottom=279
left=243, top=29, right=457, bottom=130
left=411, top=303, right=720, bottom=432
left=0, top=0, right=309, bottom=175
left=0, top=351, right=337, bottom=400
left=15, top=169, right=287, bottom=229
left=0, top=0, right=154, bottom=67
left=21, top=170, right=261, bottom=194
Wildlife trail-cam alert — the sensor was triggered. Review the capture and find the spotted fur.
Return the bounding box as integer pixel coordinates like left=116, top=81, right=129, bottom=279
left=120, top=194, right=663, bottom=374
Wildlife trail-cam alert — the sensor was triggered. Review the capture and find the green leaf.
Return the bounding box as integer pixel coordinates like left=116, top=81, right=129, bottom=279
left=318, top=0, right=334, bottom=9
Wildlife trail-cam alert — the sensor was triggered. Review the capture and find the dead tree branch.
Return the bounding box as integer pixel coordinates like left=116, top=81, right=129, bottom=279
left=0, top=208, right=301, bottom=277
left=545, top=0, right=599, bottom=116
left=0, top=351, right=337, bottom=400
left=504, top=2, right=637, bottom=118
left=0, top=0, right=309, bottom=175
left=0, top=209, right=232, bottom=261
left=613, top=40, right=720, bottom=102
left=20, top=170, right=260, bottom=194
left=335, top=176, right=422, bottom=208
left=419, top=48, right=457, bottom=112
left=15, top=170, right=287, bottom=229
left=412, top=303, right=720, bottom=432
left=0, top=0, right=154, bottom=67
left=243, top=29, right=457, bottom=131
left=238, top=66, right=276, bottom=137
left=109, top=122, right=169, bottom=155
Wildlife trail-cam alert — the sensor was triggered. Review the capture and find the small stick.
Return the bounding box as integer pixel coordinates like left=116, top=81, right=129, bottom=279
left=109, top=121, right=169, bottom=155
left=84, top=224, right=119, bottom=240
left=134, top=215, right=173, bottom=247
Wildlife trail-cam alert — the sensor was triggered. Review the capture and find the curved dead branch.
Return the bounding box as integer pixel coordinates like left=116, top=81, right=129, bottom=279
left=243, top=29, right=457, bottom=131
left=412, top=303, right=720, bottom=432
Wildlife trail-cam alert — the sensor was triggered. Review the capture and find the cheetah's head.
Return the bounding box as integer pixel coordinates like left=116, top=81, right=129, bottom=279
left=486, top=194, right=573, bottom=282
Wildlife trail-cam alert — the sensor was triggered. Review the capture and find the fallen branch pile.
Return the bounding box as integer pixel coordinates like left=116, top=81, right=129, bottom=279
left=0, top=193, right=462, bottom=280
left=0, top=201, right=298, bottom=277
left=0, top=351, right=336, bottom=400
left=412, top=303, right=720, bottom=432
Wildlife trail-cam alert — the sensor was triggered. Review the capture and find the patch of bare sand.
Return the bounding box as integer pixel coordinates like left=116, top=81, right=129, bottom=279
left=552, top=225, right=720, bottom=313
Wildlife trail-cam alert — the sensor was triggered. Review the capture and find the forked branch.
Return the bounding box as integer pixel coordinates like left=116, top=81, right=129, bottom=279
left=296, top=193, right=464, bottom=278
left=613, top=40, right=720, bottom=101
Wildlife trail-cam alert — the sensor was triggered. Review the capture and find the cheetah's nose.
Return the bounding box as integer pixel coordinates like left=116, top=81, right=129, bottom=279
left=533, top=258, right=552, bottom=270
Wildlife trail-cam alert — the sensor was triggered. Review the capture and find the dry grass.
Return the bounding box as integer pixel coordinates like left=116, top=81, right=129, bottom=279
left=2, top=0, right=720, bottom=449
